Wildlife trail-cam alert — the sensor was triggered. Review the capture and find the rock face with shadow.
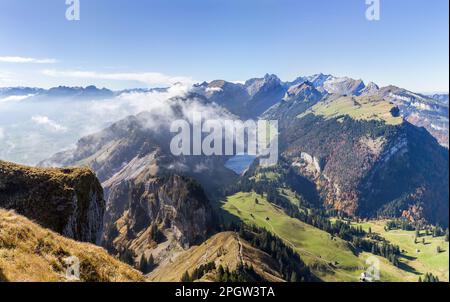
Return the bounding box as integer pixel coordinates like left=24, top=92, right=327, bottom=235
left=0, top=160, right=105, bottom=243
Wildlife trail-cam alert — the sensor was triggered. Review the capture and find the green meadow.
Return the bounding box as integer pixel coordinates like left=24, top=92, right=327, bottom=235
left=220, top=191, right=418, bottom=282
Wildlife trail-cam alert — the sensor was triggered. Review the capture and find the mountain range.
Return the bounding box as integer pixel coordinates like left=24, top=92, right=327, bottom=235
left=1, top=72, right=448, bottom=282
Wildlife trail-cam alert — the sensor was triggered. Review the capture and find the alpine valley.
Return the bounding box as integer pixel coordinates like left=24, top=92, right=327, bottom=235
left=1, top=73, right=448, bottom=282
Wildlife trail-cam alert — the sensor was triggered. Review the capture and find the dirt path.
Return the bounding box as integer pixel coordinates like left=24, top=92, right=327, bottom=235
left=234, top=203, right=359, bottom=281
left=235, top=233, right=245, bottom=266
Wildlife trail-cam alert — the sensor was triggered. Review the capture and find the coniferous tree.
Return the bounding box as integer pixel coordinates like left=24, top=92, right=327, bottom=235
left=181, top=271, right=191, bottom=282
left=139, top=254, right=148, bottom=273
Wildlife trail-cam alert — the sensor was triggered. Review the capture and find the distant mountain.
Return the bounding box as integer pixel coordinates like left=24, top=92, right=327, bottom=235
left=196, top=74, right=286, bottom=118
left=0, top=85, right=169, bottom=101
left=45, top=85, right=115, bottom=99
left=262, top=81, right=323, bottom=123
left=2, top=76, right=447, bottom=148
left=428, top=93, right=449, bottom=104
left=0, top=87, right=44, bottom=97
left=0, top=85, right=114, bottom=100
left=374, top=86, right=449, bottom=147
left=197, top=74, right=449, bottom=147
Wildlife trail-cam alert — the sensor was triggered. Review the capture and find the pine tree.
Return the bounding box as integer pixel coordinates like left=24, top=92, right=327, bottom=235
left=181, top=270, right=191, bottom=282
left=148, top=254, right=155, bottom=272
left=139, top=254, right=148, bottom=273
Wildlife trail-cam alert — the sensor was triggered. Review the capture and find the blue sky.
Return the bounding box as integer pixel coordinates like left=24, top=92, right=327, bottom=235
left=0, top=0, right=448, bottom=92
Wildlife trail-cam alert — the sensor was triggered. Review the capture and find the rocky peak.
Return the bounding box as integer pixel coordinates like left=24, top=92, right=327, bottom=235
left=322, top=77, right=366, bottom=96
left=245, top=74, right=282, bottom=97
left=284, top=81, right=322, bottom=102
left=360, top=82, right=380, bottom=96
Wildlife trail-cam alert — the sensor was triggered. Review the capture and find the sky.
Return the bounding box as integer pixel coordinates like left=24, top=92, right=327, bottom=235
left=0, top=0, right=448, bottom=93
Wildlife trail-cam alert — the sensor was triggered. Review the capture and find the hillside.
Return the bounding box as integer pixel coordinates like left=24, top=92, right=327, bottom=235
left=0, top=209, right=143, bottom=282
left=298, top=95, right=403, bottom=125
left=278, top=95, right=449, bottom=226
left=148, top=232, right=284, bottom=282
left=0, top=160, right=104, bottom=243
left=220, top=192, right=419, bottom=282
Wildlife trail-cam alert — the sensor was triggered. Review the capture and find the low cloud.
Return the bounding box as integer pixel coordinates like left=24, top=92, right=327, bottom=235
left=0, top=56, right=58, bottom=64
left=42, top=69, right=194, bottom=87
left=0, top=127, right=4, bottom=140
left=31, top=115, right=68, bottom=132
left=1, top=84, right=236, bottom=164
left=0, top=94, right=36, bottom=103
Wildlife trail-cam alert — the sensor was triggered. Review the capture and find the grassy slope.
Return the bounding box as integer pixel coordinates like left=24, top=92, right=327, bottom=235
left=349, top=220, right=449, bottom=281
left=221, top=192, right=414, bottom=282
left=0, top=209, right=143, bottom=282
left=298, top=95, right=403, bottom=125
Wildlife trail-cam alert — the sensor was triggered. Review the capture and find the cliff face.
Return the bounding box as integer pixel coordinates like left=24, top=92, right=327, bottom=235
left=102, top=173, right=215, bottom=266
left=0, top=161, right=105, bottom=243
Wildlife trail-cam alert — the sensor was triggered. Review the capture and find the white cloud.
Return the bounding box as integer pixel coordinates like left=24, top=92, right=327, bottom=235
left=0, top=127, right=4, bottom=140
left=0, top=56, right=58, bottom=64
left=0, top=94, right=35, bottom=103
left=42, top=69, right=194, bottom=87
left=205, top=87, right=223, bottom=93
left=31, top=115, right=67, bottom=132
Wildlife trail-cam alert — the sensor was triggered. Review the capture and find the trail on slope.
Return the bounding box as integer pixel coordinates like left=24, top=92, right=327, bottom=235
left=232, top=203, right=359, bottom=281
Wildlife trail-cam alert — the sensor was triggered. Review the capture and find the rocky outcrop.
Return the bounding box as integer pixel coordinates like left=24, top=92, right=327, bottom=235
left=0, top=161, right=105, bottom=243
left=102, top=173, right=216, bottom=266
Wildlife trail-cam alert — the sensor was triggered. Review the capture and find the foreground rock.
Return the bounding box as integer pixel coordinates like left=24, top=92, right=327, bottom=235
left=0, top=161, right=105, bottom=243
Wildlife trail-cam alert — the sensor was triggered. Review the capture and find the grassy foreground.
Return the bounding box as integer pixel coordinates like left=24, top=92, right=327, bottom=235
left=0, top=209, right=143, bottom=282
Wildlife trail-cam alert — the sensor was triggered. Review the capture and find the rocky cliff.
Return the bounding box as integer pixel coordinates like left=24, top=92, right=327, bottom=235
left=102, top=173, right=216, bottom=268
left=0, top=161, right=105, bottom=243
